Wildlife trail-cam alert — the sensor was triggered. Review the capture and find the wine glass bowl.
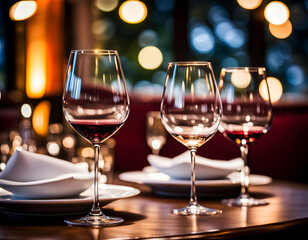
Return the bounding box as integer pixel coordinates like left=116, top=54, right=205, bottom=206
left=219, top=67, right=272, bottom=207
left=161, top=62, right=222, bottom=215
left=62, top=50, right=129, bottom=226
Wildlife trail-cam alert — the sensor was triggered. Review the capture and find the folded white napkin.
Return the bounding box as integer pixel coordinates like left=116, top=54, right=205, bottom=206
left=0, top=148, right=94, bottom=198
left=147, top=151, right=244, bottom=180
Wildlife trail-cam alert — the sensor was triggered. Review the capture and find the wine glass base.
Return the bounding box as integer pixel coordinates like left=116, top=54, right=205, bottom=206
left=172, top=204, right=222, bottom=216
left=65, top=214, right=124, bottom=227
left=222, top=195, right=269, bottom=207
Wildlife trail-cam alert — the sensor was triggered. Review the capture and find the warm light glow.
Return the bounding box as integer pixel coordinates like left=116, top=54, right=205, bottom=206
left=231, top=70, right=251, bottom=88
left=0, top=163, right=6, bottom=171
left=96, top=0, right=118, bottom=12
left=138, top=46, right=163, bottom=70
left=264, top=1, right=289, bottom=25
left=259, top=77, right=283, bottom=103
left=9, top=1, right=37, bottom=21
left=119, top=0, right=147, bottom=24
left=269, top=20, right=292, bottom=39
left=26, top=40, right=47, bottom=98
left=237, top=0, right=262, bottom=10
left=47, top=142, right=60, bottom=156
left=0, top=144, right=10, bottom=155
left=21, top=104, right=32, bottom=118
left=32, top=101, right=51, bottom=136
left=63, top=135, right=76, bottom=149
left=81, top=147, right=94, bottom=158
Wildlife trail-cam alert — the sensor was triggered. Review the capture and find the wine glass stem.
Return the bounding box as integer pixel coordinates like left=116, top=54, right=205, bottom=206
left=189, top=148, right=198, bottom=207
left=152, top=148, right=160, bottom=155
left=90, top=144, right=103, bottom=216
left=239, top=145, right=250, bottom=197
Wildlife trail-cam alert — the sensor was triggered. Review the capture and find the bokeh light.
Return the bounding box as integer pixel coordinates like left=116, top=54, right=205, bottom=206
left=214, top=21, right=246, bottom=49
left=259, top=77, right=283, bottom=103
left=264, top=1, right=289, bottom=25
left=9, top=0, right=37, bottom=21
left=95, top=0, right=118, bottom=12
left=32, top=101, right=51, bottom=136
left=269, top=20, right=292, bottom=39
left=190, top=24, right=215, bottom=54
left=47, top=142, right=60, bottom=156
left=237, top=0, right=262, bottom=10
left=81, top=147, right=94, bottom=158
left=119, top=0, right=147, bottom=24
left=208, top=5, right=230, bottom=26
left=231, top=70, right=251, bottom=88
left=286, top=65, right=305, bottom=86
left=63, top=135, right=76, bottom=149
left=133, top=80, right=163, bottom=101
left=21, top=104, right=32, bottom=118
left=138, top=46, right=163, bottom=70
left=266, top=42, right=292, bottom=73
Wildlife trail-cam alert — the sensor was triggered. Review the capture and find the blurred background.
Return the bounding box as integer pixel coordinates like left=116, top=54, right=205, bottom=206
left=0, top=0, right=307, bottom=182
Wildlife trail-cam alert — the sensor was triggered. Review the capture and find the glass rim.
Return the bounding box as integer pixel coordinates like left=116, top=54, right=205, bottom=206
left=221, top=67, right=266, bottom=72
left=168, top=61, right=212, bottom=66
left=70, top=49, right=118, bottom=55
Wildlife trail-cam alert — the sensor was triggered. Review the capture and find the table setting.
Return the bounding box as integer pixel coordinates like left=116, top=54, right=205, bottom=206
left=0, top=48, right=307, bottom=240
left=0, top=50, right=288, bottom=229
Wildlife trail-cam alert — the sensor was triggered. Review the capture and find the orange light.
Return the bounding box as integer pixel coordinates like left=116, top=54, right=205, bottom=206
left=32, top=101, right=51, bottom=136
left=138, top=46, right=163, bottom=70
left=9, top=0, right=37, bottom=21
left=26, top=40, right=47, bottom=98
left=269, top=20, right=292, bottom=39
left=26, top=0, right=63, bottom=98
left=264, top=1, right=289, bottom=25
left=259, top=77, right=283, bottom=103
left=119, top=0, right=147, bottom=24
left=231, top=70, right=251, bottom=88
left=237, top=0, right=262, bottom=10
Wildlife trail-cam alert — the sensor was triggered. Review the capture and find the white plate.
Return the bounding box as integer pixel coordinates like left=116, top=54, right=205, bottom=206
left=0, top=173, right=94, bottom=199
left=0, top=184, right=140, bottom=216
left=119, top=171, right=272, bottom=197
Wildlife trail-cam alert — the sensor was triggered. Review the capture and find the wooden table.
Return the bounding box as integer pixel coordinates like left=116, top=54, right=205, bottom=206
left=0, top=179, right=307, bottom=239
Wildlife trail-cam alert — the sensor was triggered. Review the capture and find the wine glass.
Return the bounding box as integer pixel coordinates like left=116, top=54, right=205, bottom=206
left=62, top=50, right=129, bottom=226
left=218, top=67, right=272, bottom=207
left=146, top=111, right=166, bottom=155
left=161, top=62, right=222, bottom=215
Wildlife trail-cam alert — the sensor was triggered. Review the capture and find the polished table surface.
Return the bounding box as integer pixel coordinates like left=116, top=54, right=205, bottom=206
left=0, top=178, right=307, bottom=239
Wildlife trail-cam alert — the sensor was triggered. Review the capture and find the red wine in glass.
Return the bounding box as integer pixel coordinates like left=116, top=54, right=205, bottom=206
left=70, top=120, right=124, bottom=144
left=224, top=128, right=267, bottom=146
left=62, top=50, right=129, bottom=226
left=219, top=67, right=272, bottom=207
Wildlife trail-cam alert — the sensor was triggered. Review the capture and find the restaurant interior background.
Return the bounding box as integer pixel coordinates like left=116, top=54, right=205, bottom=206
left=0, top=0, right=307, bottom=183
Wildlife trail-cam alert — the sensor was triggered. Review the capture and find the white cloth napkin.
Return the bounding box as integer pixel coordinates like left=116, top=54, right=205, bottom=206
left=0, top=148, right=93, bottom=198
left=0, top=148, right=89, bottom=182
left=147, top=151, right=244, bottom=180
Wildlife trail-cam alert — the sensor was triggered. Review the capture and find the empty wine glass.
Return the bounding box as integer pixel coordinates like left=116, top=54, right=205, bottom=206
left=146, top=111, right=166, bottom=155
left=161, top=62, right=222, bottom=215
left=62, top=50, right=129, bottom=226
left=219, top=67, right=272, bottom=207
